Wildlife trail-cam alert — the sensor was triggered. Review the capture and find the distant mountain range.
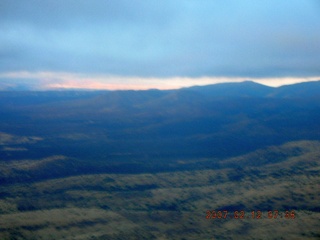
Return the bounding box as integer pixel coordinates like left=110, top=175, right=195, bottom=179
left=0, top=80, right=320, bottom=163
left=1, top=80, right=320, bottom=97
left=184, top=80, right=320, bottom=98
left=0, top=79, right=320, bottom=97
left=1, top=80, right=319, bottom=240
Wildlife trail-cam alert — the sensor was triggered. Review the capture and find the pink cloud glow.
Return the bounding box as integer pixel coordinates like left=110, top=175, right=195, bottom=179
left=0, top=71, right=319, bottom=90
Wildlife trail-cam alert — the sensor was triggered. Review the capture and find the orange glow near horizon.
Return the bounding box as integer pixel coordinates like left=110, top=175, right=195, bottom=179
left=0, top=71, right=319, bottom=90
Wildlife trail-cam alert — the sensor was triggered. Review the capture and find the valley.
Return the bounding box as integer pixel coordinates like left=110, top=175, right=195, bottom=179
left=0, top=81, right=319, bottom=239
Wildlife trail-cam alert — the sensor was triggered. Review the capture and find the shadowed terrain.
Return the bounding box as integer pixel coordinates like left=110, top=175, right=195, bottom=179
left=0, top=81, right=319, bottom=239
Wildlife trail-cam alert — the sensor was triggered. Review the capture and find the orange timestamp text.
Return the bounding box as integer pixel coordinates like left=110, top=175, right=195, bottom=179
left=205, top=210, right=295, bottom=219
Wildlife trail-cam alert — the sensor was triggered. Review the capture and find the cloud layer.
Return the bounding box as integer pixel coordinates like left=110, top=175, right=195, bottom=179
left=1, top=71, right=319, bottom=91
left=1, top=0, right=320, bottom=88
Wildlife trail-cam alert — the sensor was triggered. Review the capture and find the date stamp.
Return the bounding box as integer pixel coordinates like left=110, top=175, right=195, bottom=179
left=205, top=210, right=295, bottom=219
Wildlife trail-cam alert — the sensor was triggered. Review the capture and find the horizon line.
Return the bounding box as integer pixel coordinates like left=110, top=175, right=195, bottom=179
left=0, top=71, right=319, bottom=91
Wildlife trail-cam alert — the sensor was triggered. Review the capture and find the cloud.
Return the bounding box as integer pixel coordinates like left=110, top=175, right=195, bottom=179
left=1, top=71, right=319, bottom=90
left=0, top=0, right=320, bottom=81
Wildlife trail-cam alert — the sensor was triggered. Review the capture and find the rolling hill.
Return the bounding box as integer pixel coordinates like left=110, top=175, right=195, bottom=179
left=0, top=80, right=319, bottom=239
left=1, top=81, right=320, bottom=162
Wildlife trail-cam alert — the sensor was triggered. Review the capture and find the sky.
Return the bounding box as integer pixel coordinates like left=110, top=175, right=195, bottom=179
left=1, top=0, right=320, bottom=90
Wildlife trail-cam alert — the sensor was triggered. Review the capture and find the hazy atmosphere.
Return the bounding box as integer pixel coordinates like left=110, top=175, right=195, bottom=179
left=1, top=1, right=320, bottom=239
left=1, top=0, right=320, bottom=89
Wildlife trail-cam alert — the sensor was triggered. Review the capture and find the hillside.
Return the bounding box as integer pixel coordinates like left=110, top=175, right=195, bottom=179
left=1, top=81, right=320, bottom=162
left=0, top=140, right=319, bottom=239
left=0, top=80, right=320, bottom=239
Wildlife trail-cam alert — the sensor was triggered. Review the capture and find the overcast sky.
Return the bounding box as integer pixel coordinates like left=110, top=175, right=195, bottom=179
left=1, top=0, right=320, bottom=90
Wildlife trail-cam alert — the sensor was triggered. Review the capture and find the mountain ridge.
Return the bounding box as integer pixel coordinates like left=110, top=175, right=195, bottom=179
left=1, top=80, right=319, bottom=100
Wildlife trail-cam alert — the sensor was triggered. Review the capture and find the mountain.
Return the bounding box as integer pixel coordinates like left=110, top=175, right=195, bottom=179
left=184, top=80, right=320, bottom=99
left=185, top=80, right=274, bottom=97
left=0, top=80, right=320, bottom=162
left=0, top=80, right=320, bottom=239
left=270, top=80, right=320, bottom=98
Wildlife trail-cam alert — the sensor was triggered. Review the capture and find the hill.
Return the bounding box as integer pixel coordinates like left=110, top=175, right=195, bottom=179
left=0, top=80, right=320, bottom=239
left=1, top=81, right=320, bottom=162
left=270, top=80, right=320, bottom=98
left=185, top=80, right=274, bottom=97
left=0, top=140, right=319, bottom=239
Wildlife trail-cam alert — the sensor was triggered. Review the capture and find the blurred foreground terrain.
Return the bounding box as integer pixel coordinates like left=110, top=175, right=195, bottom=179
left=0, top=81, right=320, bottom=239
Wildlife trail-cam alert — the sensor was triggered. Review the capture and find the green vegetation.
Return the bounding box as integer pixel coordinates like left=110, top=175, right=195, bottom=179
left=0, top=140, right=319, bottom=239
